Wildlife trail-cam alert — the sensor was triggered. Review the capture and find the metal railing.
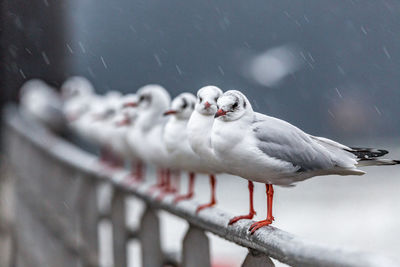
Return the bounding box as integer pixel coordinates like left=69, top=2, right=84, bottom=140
left=2, top=106, right=396, bottom=267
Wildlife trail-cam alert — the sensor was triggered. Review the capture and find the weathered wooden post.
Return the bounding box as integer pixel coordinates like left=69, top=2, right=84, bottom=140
left=111, top=188, right=128, bottom=267
left=140, top=207, right=163, bottom=267
left=182, top=225, right=211, bottom=267
left=77, top=175, right=99, bottom=266
left=241, top=249, right=275, bottom=267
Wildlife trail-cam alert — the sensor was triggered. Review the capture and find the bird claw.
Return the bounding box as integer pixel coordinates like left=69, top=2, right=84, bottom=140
left=147, top=183, right=165, bottom=194
left=123, top=174, right=141, bottom=185
left=248, top=219, right=273, bottom=234
left=156, top=188, right=177, bottom=201
left=196, top=201, right=216, bottom=213
left=173, top=193, right=194, bottom=204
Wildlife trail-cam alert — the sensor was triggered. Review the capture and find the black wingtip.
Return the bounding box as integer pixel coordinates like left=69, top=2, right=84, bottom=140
left=347, top=147, right=389, bottom=159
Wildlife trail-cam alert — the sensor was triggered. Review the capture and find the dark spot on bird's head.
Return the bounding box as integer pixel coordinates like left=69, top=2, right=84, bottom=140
left=181, top=98, right=188, bottom=109
left=231, top=102, right=238, bottom=110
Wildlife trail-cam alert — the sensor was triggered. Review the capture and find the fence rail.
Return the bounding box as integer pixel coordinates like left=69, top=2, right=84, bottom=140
left=2, top=105, right=397, bottom=267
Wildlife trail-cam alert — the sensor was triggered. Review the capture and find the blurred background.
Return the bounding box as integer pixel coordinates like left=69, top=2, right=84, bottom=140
left=2, top=0, right=400, bottom=139
left=1, top=0, right=400, bottom=267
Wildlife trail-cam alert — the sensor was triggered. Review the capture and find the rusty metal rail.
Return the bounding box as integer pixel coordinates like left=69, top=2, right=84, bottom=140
left=2, top=106, right=397, bottom=267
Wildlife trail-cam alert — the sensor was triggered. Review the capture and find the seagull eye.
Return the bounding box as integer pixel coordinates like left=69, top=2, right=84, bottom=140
left=182, top=99, right=188, bottom=109
left=199, top=97, right=203, bottom=102
left=214, top=97, right=218, bottom=102
left=232, top=102, right=238, bottom=110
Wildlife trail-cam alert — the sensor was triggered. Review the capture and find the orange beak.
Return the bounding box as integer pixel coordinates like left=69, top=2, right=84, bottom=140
left=214, top=109, right=227, bottom=118
left=116, top=118, right=131, bottom=127
left=123, top=102, right=138, bottom=108
left=204, top=101, right=211, bottom=109
left=163, top=110, right=178, bottom=116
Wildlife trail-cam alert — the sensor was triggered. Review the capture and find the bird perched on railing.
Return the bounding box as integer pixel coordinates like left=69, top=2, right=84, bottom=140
left=19, top=79, right=66, bottom=133
left=61, top=76, right=97, bottom=141
left=114, top=94, right=143, bottom=181
left=211, top=90, right=400, bottom=234
left=163, top=93, right=210, bottom=206
left=185, top=86, right=226, bottom=212
left=30, top=76, right=399, bottom=235
left=125, top=85, right=171, bottom=187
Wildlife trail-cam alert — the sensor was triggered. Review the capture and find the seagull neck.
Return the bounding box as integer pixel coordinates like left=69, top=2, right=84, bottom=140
left=137, top=108, right=161, bottom=132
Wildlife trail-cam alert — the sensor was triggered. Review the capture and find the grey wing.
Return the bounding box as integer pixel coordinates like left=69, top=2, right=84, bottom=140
left=252, top=113, right=338, bottom=172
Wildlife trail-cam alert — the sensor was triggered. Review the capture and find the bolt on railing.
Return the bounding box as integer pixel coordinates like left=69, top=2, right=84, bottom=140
left=2, top=105, right=397, bottom=267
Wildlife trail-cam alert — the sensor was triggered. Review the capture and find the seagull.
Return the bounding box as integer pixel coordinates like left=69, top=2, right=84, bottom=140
left=186, top=86, right=225, bottom=212
left=61, top=76, right=97, bottom=140
left=89, top=91, right=123, bottom=167
left=163, top=93, right=204, bottom=203
left=125, top=85, right=171, bottom=187
left=114, top=94, right=144, bottom=181
left=96, top=91, right=124, bottom=167
left=61, top=76, right=95, bottom=104
left=211, top=90, right=400, bottom=234
left=20, top=79, right=66, bottom=132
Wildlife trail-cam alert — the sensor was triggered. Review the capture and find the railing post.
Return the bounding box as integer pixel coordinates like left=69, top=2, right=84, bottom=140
left=111, top=188, right=128, bottom=267
left=78, top=176, right=99, bottom=266
left=182, top=225, right=211, bottom=267
left=140, top=207, right=163, bottom=267
left=241, top=250, right=275, bottom=267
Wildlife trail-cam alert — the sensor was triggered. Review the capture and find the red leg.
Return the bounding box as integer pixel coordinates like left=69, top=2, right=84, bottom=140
left=104, top=146, right=113, bottom=166
left=136, top=161, right=144, bottom=181
left=249, top=184, right=274, bottom=234
left=99, top=146, right=109, bottom=164
left=110, top=154, right=123, bottom=169
left=196, top=174, right=217, bottom=213
left=125, top=161, right=143, bottom=184
left=228, top=181, right=256, bottom=225
left=148, top=168, right=166, bottom=193
left=168, top=170, right=180, bottom=193
left=157, top=169, right=178, bottom=200
left=174, top=172, right=196, bottom=203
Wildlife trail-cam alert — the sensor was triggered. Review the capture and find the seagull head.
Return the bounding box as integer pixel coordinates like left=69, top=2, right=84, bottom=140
left=136, top=84, right=171, bottom=115
left=118, top=94, right=139, bottom=125
left=164, top=93, right=196, bottom=120
left=61, top=76, right=94, bottom=100
left=215, top=90, right=252, bottom=121
left=92, top=91, right=121, bottom=121
left=195, top=86, right=223, bottom=116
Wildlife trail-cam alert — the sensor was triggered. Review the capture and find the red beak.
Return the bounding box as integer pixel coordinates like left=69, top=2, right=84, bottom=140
left=163, top=110, right=178, bottom=116
left=123, top=102, right=138, bottom=108
left=214, top=109, right=227, bottom=118
left=204, top=101, right=211, bottom=109
left=116, top=118, right=131, bottom=127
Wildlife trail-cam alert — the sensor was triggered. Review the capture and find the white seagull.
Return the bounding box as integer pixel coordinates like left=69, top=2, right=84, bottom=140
left=114, top=94, right=143, bottom=180
left=125, top=85, right=171, bottom=186
left=163, top=93, right=206, bottom=204
left=186, top=86, right=225, bottom=212
left=211, top=90, right=400, bottom=234
left=89, top=91, right=122, bottom=167
left=61, top=76, right=97, bottom=141
left=20, top=79, right=65, bottom=132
